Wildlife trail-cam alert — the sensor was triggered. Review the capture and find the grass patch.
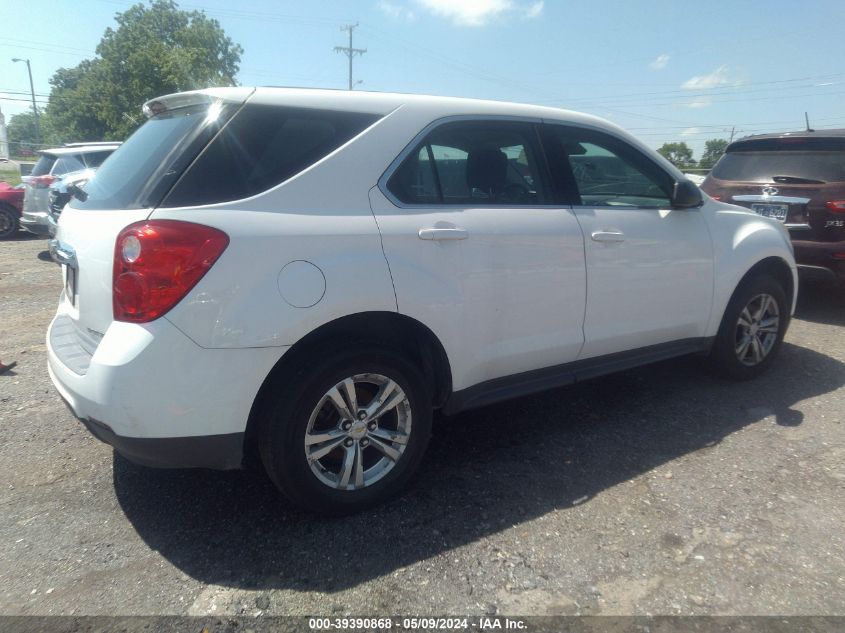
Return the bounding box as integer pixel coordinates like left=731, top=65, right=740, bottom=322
left=0, top=166, right=21, bottom=186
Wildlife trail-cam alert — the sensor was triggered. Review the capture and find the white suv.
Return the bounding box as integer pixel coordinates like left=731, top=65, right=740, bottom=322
left=21, top=142, right=120, bottom=235
left=47, top=88, right=797, bottom=513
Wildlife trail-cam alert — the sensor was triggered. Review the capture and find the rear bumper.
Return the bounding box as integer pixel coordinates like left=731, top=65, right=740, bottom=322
left=81, top=416, right=244, bottom=469
left=793, top=239, right=845, bottom=282
left=20, top=210, right=55, bottom=236
left=47, top=307, right=285, bottom=470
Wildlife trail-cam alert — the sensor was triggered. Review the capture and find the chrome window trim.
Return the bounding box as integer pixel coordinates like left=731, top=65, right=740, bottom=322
left=732, top=194, right=811, bottom=204
left=377, top=114, right=553, bottom=210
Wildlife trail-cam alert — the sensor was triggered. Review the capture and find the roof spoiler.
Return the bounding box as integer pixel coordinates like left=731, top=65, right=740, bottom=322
left=63, top=142, right=121, bottom=148
left=142, top=87, right=255, bottom=118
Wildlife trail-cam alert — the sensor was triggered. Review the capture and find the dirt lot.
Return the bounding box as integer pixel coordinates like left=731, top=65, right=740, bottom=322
left=1, top=232, right=843, bottom=617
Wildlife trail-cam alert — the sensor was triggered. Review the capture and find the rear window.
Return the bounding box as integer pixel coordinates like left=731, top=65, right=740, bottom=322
left=53, top=154, right=85, bottom=176
left=713, top=138, right=845, bottom=183
left=82, top=150, right=115, bottom=168
left=70, top=103, right=237, bottom=211
left=31, top=154, right=56, bottom=177
left=162, top=104, right=380, bottom=207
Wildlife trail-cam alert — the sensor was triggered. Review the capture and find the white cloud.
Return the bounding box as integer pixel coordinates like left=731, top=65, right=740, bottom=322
left=685, top=96, right=712, bottom=109
left=681, top=65, right=730, bottom=90
left=378, top=0, right=416, bottom=21
left=414, top=0, right=543, bottom=26
left=525, top=1, right=544, bottom=19
left=680, top=127, right=700, bottom=137
left=649, top=54, right=670, bottom=70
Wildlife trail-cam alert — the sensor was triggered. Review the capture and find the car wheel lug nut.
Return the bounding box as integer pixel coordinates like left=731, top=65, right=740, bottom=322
left=344, top=438, right=353, bottom=447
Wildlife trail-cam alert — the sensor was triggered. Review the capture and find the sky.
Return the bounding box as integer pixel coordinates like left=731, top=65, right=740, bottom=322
left=1, top=0, right=844, bottom=159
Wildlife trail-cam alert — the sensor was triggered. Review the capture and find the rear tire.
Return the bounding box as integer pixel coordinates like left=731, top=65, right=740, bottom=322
left=706, top=274, right=789, bottom=380
left=258, top=343, right=432, bottom=514
left=0, top=206, right=19, bottom=239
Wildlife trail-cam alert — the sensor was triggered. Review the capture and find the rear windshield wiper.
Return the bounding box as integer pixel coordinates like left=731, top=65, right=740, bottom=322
left=772, top=175, right=826, bottom=185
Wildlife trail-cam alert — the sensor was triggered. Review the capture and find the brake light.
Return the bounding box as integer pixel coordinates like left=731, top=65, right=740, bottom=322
left=710, top=195, right=721, bottom=201
left=113, top=220, right=229, bottom=323
left=825, top=200, right=845, bottom=213
left=31, top=175, right=56, bottom=188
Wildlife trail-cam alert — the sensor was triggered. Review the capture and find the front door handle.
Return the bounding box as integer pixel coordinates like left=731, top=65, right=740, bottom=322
left=591, top=230, right=625, bottom=243
left=418, top=227, right=469, bottom=241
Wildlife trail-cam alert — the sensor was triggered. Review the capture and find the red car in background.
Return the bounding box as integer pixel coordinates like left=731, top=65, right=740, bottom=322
left=0, top=180, right=25, bottom=239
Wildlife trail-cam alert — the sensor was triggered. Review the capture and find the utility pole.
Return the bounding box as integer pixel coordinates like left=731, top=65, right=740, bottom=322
left=729, top=126, right=736, bottom=142
left=334, top=23, right=366, bottom=90
left=11, top=57, right=40, bottom=146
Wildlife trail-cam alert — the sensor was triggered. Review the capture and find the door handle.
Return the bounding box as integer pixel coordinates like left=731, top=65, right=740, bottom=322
left=418, top=227, right=469, bottom=241
left=591, top=230, right=625, bottom=243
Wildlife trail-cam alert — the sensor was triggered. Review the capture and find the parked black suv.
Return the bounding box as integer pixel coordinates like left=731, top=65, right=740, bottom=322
left=701, top=130, right=845, bottom=284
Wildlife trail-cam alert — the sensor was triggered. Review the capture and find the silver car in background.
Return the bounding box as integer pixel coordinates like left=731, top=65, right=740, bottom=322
left=20, top=142, right=120, bottom=236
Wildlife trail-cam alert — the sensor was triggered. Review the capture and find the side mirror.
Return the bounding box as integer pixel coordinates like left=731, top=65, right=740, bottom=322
left=671, top=179, right=703, bottom=209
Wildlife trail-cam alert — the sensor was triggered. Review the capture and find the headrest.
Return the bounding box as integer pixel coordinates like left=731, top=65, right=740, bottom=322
left=466, top=149, right=507, bottom=192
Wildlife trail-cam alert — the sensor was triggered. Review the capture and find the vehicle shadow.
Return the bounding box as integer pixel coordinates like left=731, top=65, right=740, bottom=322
left=794, top=280, right=845, bottom=327
left=6, top=231, right=45, bottom=242
left=112, top=340, right=845, bottom=591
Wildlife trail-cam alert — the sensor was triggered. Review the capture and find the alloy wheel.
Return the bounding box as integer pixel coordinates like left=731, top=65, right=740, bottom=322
left=734, top=293, right=780, bottom=367
left=304, top=373, right=412, bottom=490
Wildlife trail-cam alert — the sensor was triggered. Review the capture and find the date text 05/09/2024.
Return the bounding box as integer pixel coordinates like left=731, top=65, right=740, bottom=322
left=308, top=617, right=528, bottom=630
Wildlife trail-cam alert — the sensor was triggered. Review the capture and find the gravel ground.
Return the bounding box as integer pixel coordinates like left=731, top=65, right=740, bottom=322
left=1, top=232, right=843, bottom=617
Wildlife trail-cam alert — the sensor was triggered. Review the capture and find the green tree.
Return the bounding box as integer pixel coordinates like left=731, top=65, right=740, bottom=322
left=41, top=0, right=243, bottom=143
left=698, top=138, right=729, bottom=170
left=7, top=111, right=41, bottom=156
left=657, top=142, right=696, bottom=169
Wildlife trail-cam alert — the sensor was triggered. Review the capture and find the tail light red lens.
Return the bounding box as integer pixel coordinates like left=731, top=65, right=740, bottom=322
left=32, top=175, right=56, bottom=188
left=825, top=200, right=845, bottom=213
left=113, top=220, right=229, bottom=323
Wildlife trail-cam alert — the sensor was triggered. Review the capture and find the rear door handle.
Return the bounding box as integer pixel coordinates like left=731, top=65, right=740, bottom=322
left=418, top=227, right=469, bottom=241
left=591, top=230, right=625, bottom=243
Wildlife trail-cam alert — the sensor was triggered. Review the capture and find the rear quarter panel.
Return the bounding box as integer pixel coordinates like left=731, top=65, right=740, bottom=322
left=151, top=111, right=411, bottom=350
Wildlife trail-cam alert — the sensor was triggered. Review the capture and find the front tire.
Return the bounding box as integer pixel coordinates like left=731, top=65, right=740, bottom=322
left=706, top=274, right=789, bottom=380
left=258, top=343, right=432, bottom=514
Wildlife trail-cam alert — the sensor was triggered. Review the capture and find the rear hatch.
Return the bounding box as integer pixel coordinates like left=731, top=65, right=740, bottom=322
left=702, top=136, right=845, bottom=242
left=53, top=89, right=253, bottom=340
left=22, top=153, right=58, bottom=214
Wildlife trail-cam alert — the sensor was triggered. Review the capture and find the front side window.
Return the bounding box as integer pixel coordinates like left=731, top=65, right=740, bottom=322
left=387, top=120, right=545, bottom=205
left=548, top=126, right=673, bottom=208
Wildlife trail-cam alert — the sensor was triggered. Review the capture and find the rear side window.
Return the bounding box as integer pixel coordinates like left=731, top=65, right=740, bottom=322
left=162, top=105, right=380, bottom=207
left=31, top=154, right=57, bottom=177
left=387, top=120, right=545, bottom=205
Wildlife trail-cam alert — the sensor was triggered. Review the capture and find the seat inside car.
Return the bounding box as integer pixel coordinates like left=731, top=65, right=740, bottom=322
left=466, top=148, right=508, bottom=200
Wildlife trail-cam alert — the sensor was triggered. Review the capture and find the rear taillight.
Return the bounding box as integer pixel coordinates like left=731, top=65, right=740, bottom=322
left=710, top=195, right=721, bottom=201
left=31, top=175, right=56, bottom=188
left=825, top=200, right=845, bottom=213
left=113, top=220, right=229, bottom=323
